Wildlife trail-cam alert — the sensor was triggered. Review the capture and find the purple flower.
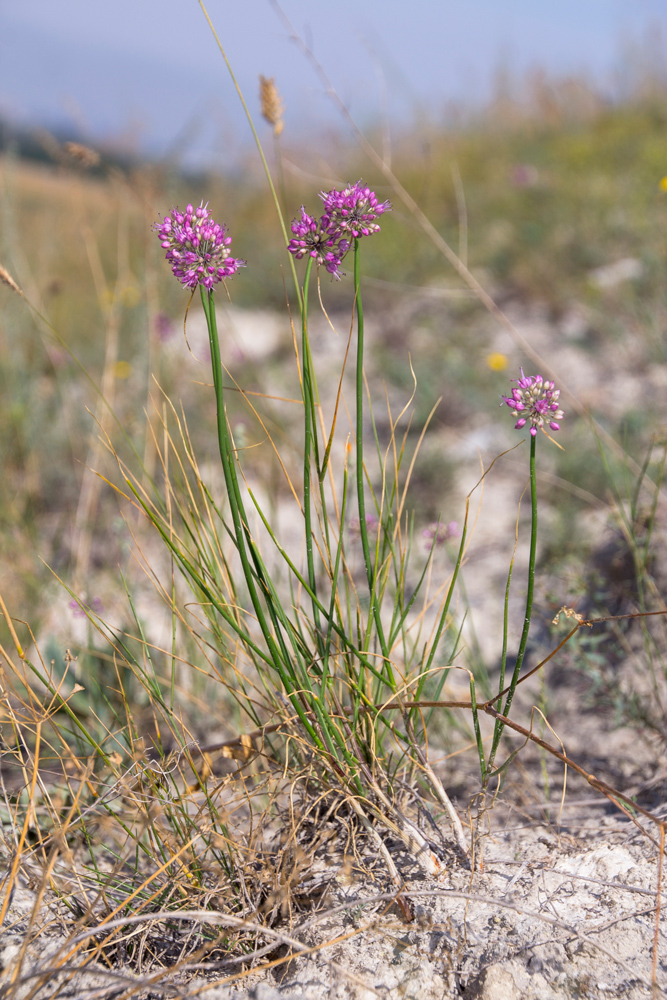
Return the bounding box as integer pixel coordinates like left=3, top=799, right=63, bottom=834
left=287, top=181, right=391, bottom=279
left=154, top=202, right=245, bottom=290
left=423, top=521, right=458, bottom=546
left=69, top=597, right=104, bottom=618
left=502, top=369, right=564, bottom=436
left=287, top=207, right=348, bottom=279
left=510, top=164, right=539, bottom=188
left=154, top=312, right=175, bottom=341
left=319, top=180, right=391, bottom=238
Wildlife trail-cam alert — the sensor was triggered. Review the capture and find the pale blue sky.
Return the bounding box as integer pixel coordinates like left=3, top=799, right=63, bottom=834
left=1, top=1, right=665, bottom=166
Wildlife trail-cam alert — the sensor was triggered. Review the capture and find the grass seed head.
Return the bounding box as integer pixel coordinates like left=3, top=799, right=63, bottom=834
left=63, top=142, right=101, bottom=169
left=0, top=263, right=23, bottom=295
left=259, top=75, right=285, bottom=136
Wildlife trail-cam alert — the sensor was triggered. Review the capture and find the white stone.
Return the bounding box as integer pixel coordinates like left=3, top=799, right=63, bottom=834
left=588, top=257, right=643, bottom=289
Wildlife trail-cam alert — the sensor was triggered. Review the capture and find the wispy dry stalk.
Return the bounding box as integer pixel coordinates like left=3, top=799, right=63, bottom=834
left=259, top=75, right=285, bottom=136
left=0, top=262, right=23, bottom=296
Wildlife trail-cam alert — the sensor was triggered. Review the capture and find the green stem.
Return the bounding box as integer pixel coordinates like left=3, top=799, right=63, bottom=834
left=470, top=674, right=486, bottom=782
left=488, top=433, right=538, bottom=772
left=498, top=559, right=514, bottom=708
left=300, top=260, right=323, bottom=649
left=419, top=505, right=469, bottom=691
left=353, top=241, right=393, bottom=687
left=354, top=241, right=371, bottom=585
left=320, top=465, right=349, bottom=698
left=201, top=287, right=323, bottom=750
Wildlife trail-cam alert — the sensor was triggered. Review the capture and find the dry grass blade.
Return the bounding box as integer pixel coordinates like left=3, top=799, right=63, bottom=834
left=43, top=908, right=386, bottom=997
left=0, top=725, right=42, bottom=930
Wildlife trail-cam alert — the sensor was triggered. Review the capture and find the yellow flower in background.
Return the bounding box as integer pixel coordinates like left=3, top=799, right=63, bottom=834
left=100, top=286, right=140, bottom=309
left=113, top=361, right=132, bottom=380
left=660, top=176, right=667, bottom=192
left=486, top=352, right=508, bottom=371
left=122, top=285, right=140, bottom=308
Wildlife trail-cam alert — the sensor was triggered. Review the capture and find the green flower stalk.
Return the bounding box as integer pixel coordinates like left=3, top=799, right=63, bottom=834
left=288, top=183, right=394, bottom=687
left=155, top=204, right=326, bottom=750
left=487, top=370, right=566, bottom=777
left=148, top=188, right=471, bottom=863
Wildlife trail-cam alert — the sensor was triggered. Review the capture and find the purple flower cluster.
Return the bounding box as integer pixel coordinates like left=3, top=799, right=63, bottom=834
left=502, top=369, right=564, bottom=436
left=288, top=181, right=391, bottom=279
left=423, top=521, right=458, bottom=546
left=321, top=182, right=391, bottom=238
left=154, top=202, right=245, bottom=290
left=288, top=207, right=350, bottom=279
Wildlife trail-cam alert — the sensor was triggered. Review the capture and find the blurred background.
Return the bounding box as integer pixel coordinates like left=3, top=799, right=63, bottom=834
left=2, top=0, right=667, bottom=751
left=2, top=1, right=667, bottom=168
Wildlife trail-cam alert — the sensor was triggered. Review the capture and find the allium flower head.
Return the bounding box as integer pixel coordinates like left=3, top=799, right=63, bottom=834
left=502, top=369, right=564, bottom=436
left=154, top=202, right=245, bottom=290
left=287, top=207, right=348, bottom=279
left=287, top=181, right=391, bottom=279
left=320, top=180, right=391, bottom=238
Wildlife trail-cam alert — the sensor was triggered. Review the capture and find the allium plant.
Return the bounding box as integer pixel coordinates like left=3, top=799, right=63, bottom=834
left=148, top=183, right=470, bottom=876
left=149, top=183, right=571, bottom=868
left=484, top=369, right=566, bottom=783
left=154, top=202, right=245, bottom=290
left=287, top=182, right=397, bottom=698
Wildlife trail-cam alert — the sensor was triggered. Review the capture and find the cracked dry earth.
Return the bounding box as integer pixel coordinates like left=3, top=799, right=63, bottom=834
left=2, top=812, right=665, bottom=1000
left=215, top=821, right=666, bottom=1000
